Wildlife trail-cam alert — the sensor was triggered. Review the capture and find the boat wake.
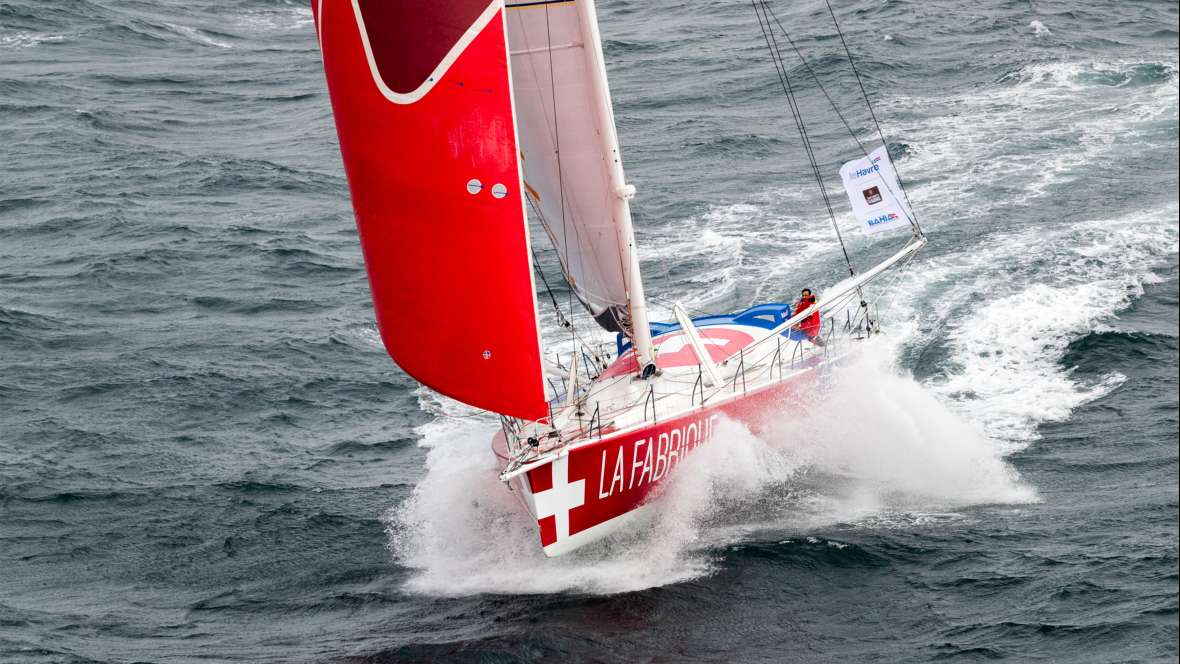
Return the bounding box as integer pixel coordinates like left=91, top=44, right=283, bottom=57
left=387, top=344, right=1035, bottom=596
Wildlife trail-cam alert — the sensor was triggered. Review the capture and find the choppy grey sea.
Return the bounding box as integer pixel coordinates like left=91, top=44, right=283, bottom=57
left=2, top=1, right=1177, bottom=662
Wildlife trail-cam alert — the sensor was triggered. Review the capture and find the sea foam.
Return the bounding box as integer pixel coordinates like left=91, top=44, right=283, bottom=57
left=388, top=346, right=1035, bottom=596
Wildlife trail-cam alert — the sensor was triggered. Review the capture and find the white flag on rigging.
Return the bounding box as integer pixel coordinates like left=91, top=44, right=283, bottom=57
left=838, top=145, right=913, bottom=235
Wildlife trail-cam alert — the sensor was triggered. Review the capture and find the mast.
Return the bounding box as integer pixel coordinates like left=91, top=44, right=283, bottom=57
left=574, top=0, right=656, bottom=376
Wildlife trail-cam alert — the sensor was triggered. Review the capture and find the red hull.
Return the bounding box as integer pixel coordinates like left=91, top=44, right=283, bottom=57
left=495, top=368, right=820, bottom=555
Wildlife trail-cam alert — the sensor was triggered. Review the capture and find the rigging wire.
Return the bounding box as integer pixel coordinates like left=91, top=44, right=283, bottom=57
left=512, top=7, right=591, bottom=332
left=535, top=5, right=613, bottom=377
left=534, top=5, right=629, bottom=363
left=518, top=11, right=643, bottom=390
left=760, top=3, right=917, bottom=237
left=543, top=5, right=577, bottom=329
left=528, top=243, right=569, bottom=330
left=525, top=195, right=612, bottom=371
left=761, top=9, right=867, bottom=156
left=751, top=0, right=939, bottom=331
left=751, top=0, right=856, bottom=279
left=823, top=0, right=923, bottom=236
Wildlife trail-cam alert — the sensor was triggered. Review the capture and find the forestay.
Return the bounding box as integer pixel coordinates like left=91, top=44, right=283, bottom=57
left=313, top=0, right=548, bottom=421
left=505, top=1, right=642, bottom=335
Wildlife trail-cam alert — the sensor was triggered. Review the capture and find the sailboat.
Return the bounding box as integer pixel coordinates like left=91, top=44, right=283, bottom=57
left=311, top=0, right=927, bottom=556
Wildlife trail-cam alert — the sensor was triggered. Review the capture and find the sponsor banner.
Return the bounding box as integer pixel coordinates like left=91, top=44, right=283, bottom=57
left=838, top=145, right=914, bottom=235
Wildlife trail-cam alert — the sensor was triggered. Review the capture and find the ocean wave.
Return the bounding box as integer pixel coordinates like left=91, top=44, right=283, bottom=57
left=641, top=189, right=836, bottom=315
left=886, top=204, right=1178, bottom=445
left=898, top=58, right=1179, bottom=208
left=229, top=5, right=314, bottom=33
left=0, top=31, right=67, bottom=49
left=998, top=60, right=1178, bottom=89
left=162, top=22, right=233, bottom=49
left=190, top=295, right=326, bottom=315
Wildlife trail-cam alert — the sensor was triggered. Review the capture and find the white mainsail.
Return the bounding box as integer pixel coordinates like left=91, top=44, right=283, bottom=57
left=505, top=0, right=654, bottom=368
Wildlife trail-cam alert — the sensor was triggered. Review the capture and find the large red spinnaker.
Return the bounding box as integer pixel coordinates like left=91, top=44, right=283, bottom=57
left=313, top=1, right=548, bottom=421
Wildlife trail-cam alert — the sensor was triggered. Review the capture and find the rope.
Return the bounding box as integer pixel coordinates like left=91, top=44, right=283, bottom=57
left=526, top=199, right=615, bottom=373
left=762, top=8, right=869, bottom=160
left=530, top=244, right=569, bottom=329
left=823, top=0, right=923, bottom=236
left=752, top=0, right=856, bottom=280
left=877, top=237, right=922, bottom=317
left=513, top=6, right=602, bottom=334
left=752, top=2, right=921, bottom=239
left=765, top=6, right=917, bottom=238
left=542, top=5, right=577, bottom=327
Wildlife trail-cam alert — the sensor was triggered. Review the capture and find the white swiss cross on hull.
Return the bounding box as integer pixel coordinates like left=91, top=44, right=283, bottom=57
left=531, top=456, right=585, bottom=541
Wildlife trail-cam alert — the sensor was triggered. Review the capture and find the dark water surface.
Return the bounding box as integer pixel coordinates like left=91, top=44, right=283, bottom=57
left=2, top=1, right=1177, bottom=662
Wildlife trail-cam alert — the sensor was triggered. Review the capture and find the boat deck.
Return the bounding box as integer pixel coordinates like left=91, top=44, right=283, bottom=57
left=494, top=303, right=849, bottom=476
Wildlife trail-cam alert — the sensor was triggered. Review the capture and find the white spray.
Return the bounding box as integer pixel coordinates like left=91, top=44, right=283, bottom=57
left=388, top=344, right=1036, bottom=596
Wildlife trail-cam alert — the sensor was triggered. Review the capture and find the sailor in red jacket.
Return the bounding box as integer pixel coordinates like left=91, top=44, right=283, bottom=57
left=794, top=288, right=822, bottom=341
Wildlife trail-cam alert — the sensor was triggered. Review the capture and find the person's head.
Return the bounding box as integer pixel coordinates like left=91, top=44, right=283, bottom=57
left=801, top=288, right=815, bottom=303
